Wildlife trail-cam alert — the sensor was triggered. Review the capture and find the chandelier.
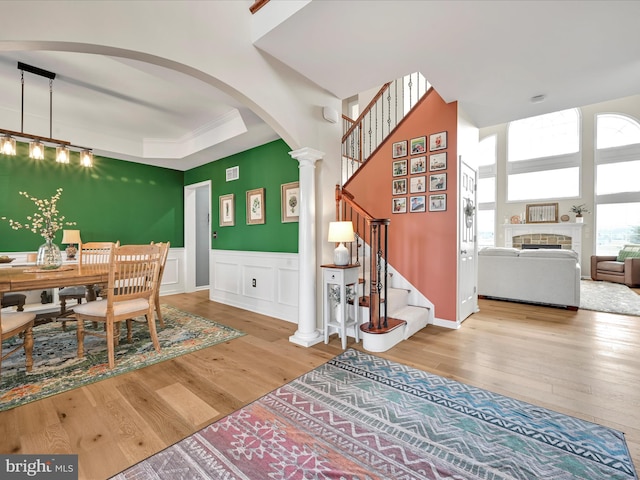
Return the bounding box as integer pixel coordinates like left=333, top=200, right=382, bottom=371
left=0, top=62, right=93, bottom=167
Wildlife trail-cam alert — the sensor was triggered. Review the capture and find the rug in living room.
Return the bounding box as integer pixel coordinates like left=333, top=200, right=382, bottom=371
left=111, top=349, right=637, bottom=480
left=580, top=279, right=640, bottom=316
left=0, top=304, right=244, bottom=412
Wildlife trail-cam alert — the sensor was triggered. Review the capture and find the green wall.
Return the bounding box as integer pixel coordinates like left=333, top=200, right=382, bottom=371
left=0, top=142, right=185, bottom=251
left=184, top=139, right=299, bottom=252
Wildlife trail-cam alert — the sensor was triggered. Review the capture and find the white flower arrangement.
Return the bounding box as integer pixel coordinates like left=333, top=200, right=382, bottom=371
left=328, top=284, right=355, bottom=304
left=1, top=188, right=76, bottom=241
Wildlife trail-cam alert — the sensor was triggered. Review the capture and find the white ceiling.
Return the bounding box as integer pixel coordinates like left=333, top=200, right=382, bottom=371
left=1, top=1, right=639, bottom=171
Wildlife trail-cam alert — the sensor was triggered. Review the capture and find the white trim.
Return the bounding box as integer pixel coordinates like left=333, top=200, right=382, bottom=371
left=184, top=180, right=212, bottom=293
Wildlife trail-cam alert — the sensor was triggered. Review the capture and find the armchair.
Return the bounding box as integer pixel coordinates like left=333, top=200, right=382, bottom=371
left=591, top=244, right=640, bottom=287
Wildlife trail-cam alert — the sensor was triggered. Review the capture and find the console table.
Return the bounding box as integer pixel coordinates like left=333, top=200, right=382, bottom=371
left=321, top=264, right=360, bottom=349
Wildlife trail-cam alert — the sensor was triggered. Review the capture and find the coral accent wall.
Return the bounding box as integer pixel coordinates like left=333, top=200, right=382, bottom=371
left=344, top=89, right=459, bottom=322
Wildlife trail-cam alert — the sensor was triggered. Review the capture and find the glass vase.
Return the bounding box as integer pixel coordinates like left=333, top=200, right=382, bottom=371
left=36, top=238, right=63, bottom=270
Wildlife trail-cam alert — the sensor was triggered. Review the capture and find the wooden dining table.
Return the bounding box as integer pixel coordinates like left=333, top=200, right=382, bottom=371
left=0, top=264, right=109, bottom=322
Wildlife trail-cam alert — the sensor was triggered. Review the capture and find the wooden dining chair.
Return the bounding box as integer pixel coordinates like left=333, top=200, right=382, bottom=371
left=58, top=241, right=119, bottom=329
left=1, top=311, right=36, bottom=375
left=150, top=241, right=170, bottom=328
left=74, top=244, right=162, bottom=369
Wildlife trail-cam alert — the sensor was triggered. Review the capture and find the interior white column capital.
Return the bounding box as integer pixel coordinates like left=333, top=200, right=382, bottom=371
left=289, top=147, right=324, bottom=164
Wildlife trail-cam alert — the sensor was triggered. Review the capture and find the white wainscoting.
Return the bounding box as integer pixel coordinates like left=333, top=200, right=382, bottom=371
left=160, top=248, right=185, bottom=296
left=210, top=250, right=299, bottom=323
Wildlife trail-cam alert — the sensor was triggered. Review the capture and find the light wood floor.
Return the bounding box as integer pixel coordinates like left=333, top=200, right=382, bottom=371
left=1, top=290, right=639, bottom=479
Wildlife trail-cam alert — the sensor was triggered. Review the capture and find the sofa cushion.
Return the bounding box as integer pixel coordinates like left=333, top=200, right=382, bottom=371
left=478, top=247, right=519, bottom=257
left=518, top=249, right=578, bottom=260
left=597, top=260, right=625, bottom=273
left=617, top=244, right=640, bottom=262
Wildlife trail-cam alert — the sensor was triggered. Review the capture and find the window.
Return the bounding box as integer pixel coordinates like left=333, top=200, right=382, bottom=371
left=477, top=135, right=497, bottom=247
left=595, top=113, right=640, bottom=254
left=507, top=108, right=581, bottom=201
left=597, top=114, right=640, bottom=149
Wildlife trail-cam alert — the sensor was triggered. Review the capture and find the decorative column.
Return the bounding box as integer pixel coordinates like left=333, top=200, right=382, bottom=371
left=289, top=147, right=324, bottom=347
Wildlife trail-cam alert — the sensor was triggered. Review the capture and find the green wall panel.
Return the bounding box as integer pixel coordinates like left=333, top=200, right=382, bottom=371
left=184, top=139, right=299, bottom=252
left=0, top=142, right=184, bottom=252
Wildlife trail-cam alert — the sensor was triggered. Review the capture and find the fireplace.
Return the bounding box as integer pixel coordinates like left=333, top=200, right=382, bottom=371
left=521, top=244, right=561, bottom=249
left=502, top=223, right=585, bottom=263
left=513, top=233, right=571, bottom=250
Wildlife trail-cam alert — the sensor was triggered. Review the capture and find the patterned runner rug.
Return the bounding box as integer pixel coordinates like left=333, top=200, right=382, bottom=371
left=0, top=304, right=244, bottom=412
left=580, top=280, right=640, bottom=316
left=112, top=349, right=637, bottom=480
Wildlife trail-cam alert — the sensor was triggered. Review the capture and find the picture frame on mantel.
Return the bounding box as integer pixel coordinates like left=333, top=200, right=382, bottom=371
left=526, top=202, right=559, bottom=223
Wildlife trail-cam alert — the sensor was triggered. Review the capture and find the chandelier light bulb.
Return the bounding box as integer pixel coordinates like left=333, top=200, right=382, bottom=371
left=29, top=141, right=44, bottom=160
left=56, top=146, right=70, bottom=164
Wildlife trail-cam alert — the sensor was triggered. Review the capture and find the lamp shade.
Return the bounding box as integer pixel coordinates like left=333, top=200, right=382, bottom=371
left=61, top=229, right=82, bottom=245
left=328, top=221, right=355, bottom=243
left=328, top=221, right=355, bottom=265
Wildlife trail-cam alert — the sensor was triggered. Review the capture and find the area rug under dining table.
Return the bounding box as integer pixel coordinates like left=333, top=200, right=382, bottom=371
left=0, top=304, right=244, bottom=412
left=112, top=348, right=637, bottom=480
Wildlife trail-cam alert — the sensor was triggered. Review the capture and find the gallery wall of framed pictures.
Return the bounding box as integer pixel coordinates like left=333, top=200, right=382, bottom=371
left=391, top=131, right=448, bottom=214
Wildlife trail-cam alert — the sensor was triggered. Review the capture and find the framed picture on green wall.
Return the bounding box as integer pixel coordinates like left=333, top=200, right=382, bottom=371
left=281, top=182, right=299, bottom=223
left=246, top=188, right=265, bottom=225
left=220, top=194, right=235, bottom=227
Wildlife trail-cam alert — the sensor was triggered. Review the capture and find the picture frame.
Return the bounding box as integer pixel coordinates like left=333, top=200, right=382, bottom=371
left=392, top=140, right=408, bottom=158
left=429, top=173, right=447, bottom=191
left=392, top=159, right=408, bottom=177
left=429, top=194, right=447, bottom=212
left=246, top=188, right=265, bottom=225
left=410, top=136, right=426, bottom=155
left=410, top=175, right=426, bottom=193
left=219, top=193, right=235, bottom=227
left=392, top=178, right=407, bottom=195
left=429, top=131, right=447, bottom=151
left=392, top=197, right=407, bottom=214
left=410, top=156, right=426, bottom=174
left=526, top=202, right=559, bottom=223
left=429, top=152, right=447, bottom=171
left=281, top=181, right=299, bottom=223
left=409, top=195, right=426, bottom=213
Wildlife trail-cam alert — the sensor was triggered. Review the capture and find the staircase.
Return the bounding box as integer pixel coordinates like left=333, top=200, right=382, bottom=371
left=336, top=75, right=431, bottom=351
left=337, top=186, right=431, bottom=351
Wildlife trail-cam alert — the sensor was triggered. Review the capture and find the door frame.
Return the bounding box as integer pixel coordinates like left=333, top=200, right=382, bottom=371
left=184, top=180, right=211, bottom=293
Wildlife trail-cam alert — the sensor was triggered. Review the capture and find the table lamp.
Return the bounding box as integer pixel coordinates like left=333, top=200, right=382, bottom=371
left=61, top=229, right=82, bottom=260
left=328, top=221, right=355, bottom=266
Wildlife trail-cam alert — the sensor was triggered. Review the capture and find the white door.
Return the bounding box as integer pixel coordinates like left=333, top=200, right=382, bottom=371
left=459, top=159, right=478, bottom=321
left=184, top=181, right=211, bottom=293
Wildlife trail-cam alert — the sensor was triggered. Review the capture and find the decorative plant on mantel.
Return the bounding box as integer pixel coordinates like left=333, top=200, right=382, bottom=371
left=1, top=188, right=76, bottom=269
left=570, top=204, right=590, bottom=217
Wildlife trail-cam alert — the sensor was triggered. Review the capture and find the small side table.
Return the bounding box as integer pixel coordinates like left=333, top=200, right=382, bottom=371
left=321, top=264, right=360, bottom=349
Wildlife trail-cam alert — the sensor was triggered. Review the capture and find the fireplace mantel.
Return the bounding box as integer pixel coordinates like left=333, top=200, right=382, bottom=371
left=503, top=222, right=585, bottom=263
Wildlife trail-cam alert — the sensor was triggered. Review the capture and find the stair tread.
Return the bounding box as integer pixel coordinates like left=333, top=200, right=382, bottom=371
left=360, top=317, right=406, bottom=335
left=357, top=296, right=385, bottom=307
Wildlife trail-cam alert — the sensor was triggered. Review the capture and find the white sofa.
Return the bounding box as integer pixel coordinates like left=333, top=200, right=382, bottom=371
left=478, top=247, right=580, bottom=309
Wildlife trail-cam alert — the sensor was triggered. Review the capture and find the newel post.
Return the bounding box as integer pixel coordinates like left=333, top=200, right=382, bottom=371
left=288, top=147, right=324, bottom=347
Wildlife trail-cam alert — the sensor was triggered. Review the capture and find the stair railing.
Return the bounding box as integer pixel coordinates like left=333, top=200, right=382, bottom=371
left=336, top=185, right=389, bottom=330
left=341, top=72, right=429, bottom=184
